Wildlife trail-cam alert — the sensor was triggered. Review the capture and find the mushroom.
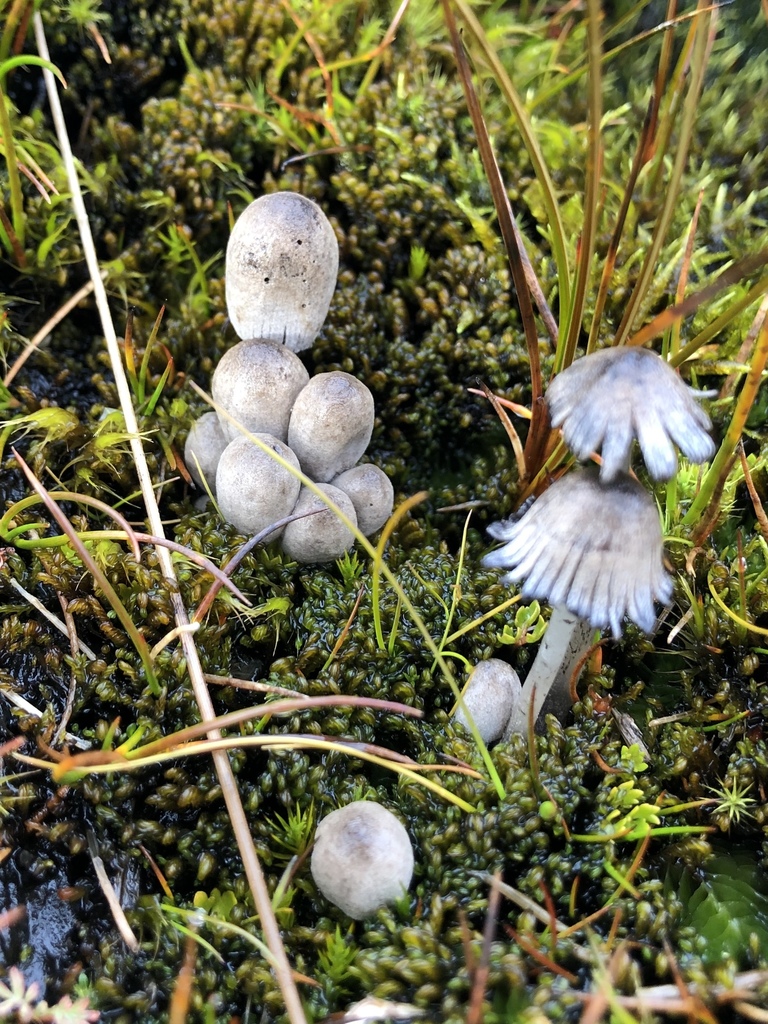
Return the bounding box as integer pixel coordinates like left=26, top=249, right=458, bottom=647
left=216, top=434, right=301, bottom=537
left=211, top=338, right=309, bottom=444
left=225, top=192, right=339, bottom=352
left=453, top=659, right=522, bottom=744
left=546, top=346, right=715, bottom=482
left=483, top=469, right=672, bottom=733
left=280, top=483, right=357, bottom=564
left=184, top=411, right=229, bottom=490
left=287, top=371, right=375, bottom=482
left=310, top=801, right=414, bottom=919
left=331, top=463, right=394, bottom=536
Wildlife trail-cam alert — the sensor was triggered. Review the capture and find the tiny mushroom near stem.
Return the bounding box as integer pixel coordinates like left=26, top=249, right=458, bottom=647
left=485, top=346, right=715, bottom=733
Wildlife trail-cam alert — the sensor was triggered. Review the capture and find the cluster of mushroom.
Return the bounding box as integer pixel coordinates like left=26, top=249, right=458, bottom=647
left=185, top=193, right=393, bottom=562
left=479, top=346, right=716, bottom=735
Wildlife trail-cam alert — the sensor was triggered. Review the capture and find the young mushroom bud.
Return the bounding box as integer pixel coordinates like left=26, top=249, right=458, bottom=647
left=310, top=801, right=414, bottom=919
left=288, top=372, right=375, bottom=482
left=453, top=659, right=522, bottom=744
left=331, top=463, right=394, bottom=536
left=211, top=339, right=309, bottom=443
left=225, top=192, right=339, bottom=352
left=184, top=412, right=229, bottom=491
left=484, top=468, right=672, bottom=733
left=546, top=346, right=715, bottom=482
left=216, top=434, right=301, bottom=537
left=280, top=483, right=357, bottom=564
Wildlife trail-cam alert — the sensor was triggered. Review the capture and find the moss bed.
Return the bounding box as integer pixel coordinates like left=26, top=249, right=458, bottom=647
left=2, top=1, right=768, bottom=1021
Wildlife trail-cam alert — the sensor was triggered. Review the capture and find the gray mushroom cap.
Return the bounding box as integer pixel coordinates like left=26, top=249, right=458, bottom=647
left=310, top=801, right=414, bottom=919
left=184, top=412, right=229, bottom=490
left=454, top=659, right=522, bottom=744
left=483, top=469, right=673, bottom=637
left=215, top=434, right=301, bottom=537
left=288, top=371, right=375, bottom=482
left=332, top=463, right=394, bottom=536
left=211, top=339, right=309, bottom=444
left=280, top=483, right=357, bottom=564
left=225, top=192, right=339, bottom=352
left=545, top=347, right=715, bottom=482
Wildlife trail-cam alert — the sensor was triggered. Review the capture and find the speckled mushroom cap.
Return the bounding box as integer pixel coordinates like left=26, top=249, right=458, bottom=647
left=216, top=434, right=301, bottom=537
left=545, top=347, right=715, bottom=482
left=225, top=192, right=339, bottom=352
left=211, top=339, right=309, bottom=443
left=483, top=469, right=673, bottom=637
left=310, top=801, right=414, bottom=919
left=288, top=371, right=375, bottom=482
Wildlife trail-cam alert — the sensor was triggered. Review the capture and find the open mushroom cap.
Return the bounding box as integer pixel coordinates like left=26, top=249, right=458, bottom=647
left=225, top=192, right=339, bottom=352
left=483, top=469, right=673, bottom=637
left=546, top=347, right=715, bottom=482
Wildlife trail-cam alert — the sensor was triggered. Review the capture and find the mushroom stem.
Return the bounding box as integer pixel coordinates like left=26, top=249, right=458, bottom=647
left=505, top=606, right=594, bottom=735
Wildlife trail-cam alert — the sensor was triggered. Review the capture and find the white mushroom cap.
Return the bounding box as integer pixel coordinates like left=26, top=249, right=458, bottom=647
left=225, top=192, right=339, bottom=352
left=483, top=469, right=673, bottom=637
left=311, top=801, right=414, bottom=919
left=216, top=434, right=301, bottom=537
left=184, top=411, right=229, bottom=490
left=280, top=483, right=357, bottom=564
left=454, top=659, right=522, bottom=744
left=211, top=339, right=310, bottom=444
left=546, top=347, right=715, bottom=482
left=332, top=463, right=394, bottom=536
left=288, top=372, right=375, bottom=482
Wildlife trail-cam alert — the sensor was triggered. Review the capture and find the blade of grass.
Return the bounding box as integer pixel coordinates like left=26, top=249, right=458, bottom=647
left=32, top=18, right=307, bottom=1022
left=442, top=0, right=548, bottom=480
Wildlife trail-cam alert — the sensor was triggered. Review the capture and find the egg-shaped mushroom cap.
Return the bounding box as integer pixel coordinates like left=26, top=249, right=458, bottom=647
left=216, top=434, right=302, bottom=538
left=546, top=347, right=715, bottom=482
left=483, top=469, right=673, bottom=637
left=280, top=483, right=357, bottom=564
left=454, top=659, right=521, bottom=744
left=225, top=192, right=339, bottom=352
left=288, top=371, right=375, bottom=482
left=332, top=463, right=394, bottom=536
left=184, top=412, right=229, bottom=491
left=211, top=339, right=309, bottom=444
left=310, top=801, right=414, bottom=919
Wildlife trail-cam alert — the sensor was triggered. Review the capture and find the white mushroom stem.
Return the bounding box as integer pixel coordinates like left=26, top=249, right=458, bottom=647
left=505, top=606, right=594, bottom=736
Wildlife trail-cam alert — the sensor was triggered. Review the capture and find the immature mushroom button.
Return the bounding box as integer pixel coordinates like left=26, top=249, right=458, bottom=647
left=211, top=338, right=309, bottom=444
left=184, top=412, right=229, bottom=490
left=483, top=469, right=673, bottom=733
left=546, top=346, right=715, bottom=482
left=280, top=484, right=357, bottom=564
left=225, top=192, right=339, bottom=352
left=288, top=372, right=375, bottom=482
left=453, top=659, right=522, bottom=744
left=215, top=434, right=301, bottom=537
left=310, top=802, right=414, bottom=919
left=331, top=463, right=394, bottom=536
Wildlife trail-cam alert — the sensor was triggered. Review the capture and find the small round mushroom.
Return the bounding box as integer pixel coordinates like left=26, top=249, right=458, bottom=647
left=211, top=339, right=310, bottom=444
left=225, top=192, right=339, bottom=352
left=454, top=659, right=522, bottom=744
left=216, top=434, right=301, bottom=537
left=310, top=801, right=414, bottom=919
left=546, top=346, right=715, bottom=482
left=288, top=372, right=375, bottom=482
left=280, top=483, right=357, bottom=564
left=184, top=411, right=229, bottom=490
left=484, top=468, right=672, bottom=732
left=332, top=463, right=394, bottom=536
